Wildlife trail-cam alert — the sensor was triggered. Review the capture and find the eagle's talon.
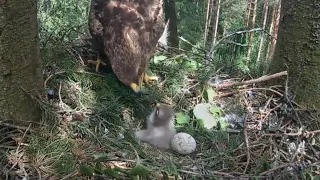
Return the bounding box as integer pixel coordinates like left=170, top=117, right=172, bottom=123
left=87, top=57, right=106, bottom=73
left=143, top=74, right=159, bottom=83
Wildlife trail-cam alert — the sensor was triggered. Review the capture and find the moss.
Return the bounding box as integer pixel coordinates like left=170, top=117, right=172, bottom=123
left=0, top=0, right=42, bottom=124
left=268, top=0, right=320, bottom=108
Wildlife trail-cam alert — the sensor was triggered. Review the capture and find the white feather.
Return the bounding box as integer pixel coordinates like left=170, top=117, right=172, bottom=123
left=157, top=19, right=170, bottom=49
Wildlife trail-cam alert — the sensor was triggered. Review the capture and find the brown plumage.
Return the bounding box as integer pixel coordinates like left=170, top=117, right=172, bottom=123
left=88, top=0, right=169, bottom=93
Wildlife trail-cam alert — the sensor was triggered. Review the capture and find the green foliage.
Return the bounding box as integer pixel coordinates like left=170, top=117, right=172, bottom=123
left=164, top=162, right=178, bottom=176
left=93, top=153, right=109, bottom=162
left=26, top=133, right=76, bottom=176
left=209, top=104, right=223, bottom=117
left=129, top=162, right=150, bottom=176
left=175, top=0, right=270, bottom=75
left=37, top=0, right=89, bottom=44
left=79, top=163, right=121, bottom=178
left=253, top=155, right=271, bottom=175
left=301, top=168, right=320, bottom=180
left=79, top=165, right=94, bottom=176
left=220, top=0, right=247, bottom=31
left=175, top=112, right=191, bottom=125
left=176, top=0, right=206, bottom=50
left=205, top=86, right=217, bottom=103
left=152, top=55, right=168, bottom=64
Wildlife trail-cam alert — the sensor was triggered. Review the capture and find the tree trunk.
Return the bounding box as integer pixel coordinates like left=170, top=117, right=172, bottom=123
left=256, top=0, right=269, bottom=66
left=246, top=0, right=258, bottom=66
left=204, top=0, right=212, bottom=47
left=264, top=0, right=276, bottom=63
left=269, top=0, right=281, bottom=59
left=244, top=0, right=252, bottom=27
left=164, top=0, right=179, bottom=48
left=0, top=0, right=43, bottom=123
left=212, top=0, right=220, bottom=45
left=269, top=0, right=320, bottom=108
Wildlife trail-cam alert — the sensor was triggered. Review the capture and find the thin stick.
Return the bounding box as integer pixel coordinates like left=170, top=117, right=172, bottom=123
left=243, top=115, right=250, bottom=174
left=209, top=71, right=287, bottom=90
left=0, top=121, right=35, bottom=132
left=43, top=71, right=66, bottom=88
left=259, top=163, right=295, bottom=175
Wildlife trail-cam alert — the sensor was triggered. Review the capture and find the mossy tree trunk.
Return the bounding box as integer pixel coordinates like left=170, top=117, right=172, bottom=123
left=0, top=0, right=43, bottom=123
left=268, top=0, right=320, bottom=108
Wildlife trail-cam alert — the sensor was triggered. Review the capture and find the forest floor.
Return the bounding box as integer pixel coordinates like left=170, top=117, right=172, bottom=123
left=1, top=42, right=320, bottom=180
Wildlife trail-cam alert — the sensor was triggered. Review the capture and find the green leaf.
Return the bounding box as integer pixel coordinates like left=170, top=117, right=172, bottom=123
left=209, top=104, right=222, bottom=117
left=313, top=175, right=320, bottom=180
left=197, top=119, right=204, bottom=127
left=153, top=55, right=167, bottom=64
left=129, top=162, right=149, bottom=176
left=79, top=165, right=94, bottom=177
left=218, top=119, right=228, bottom=130
left=104, top=167, right=119, bottom=178
left=175, top=112, right=190, bottom=124
left=165, top=162, right=178, bottom=175
left=114, top=166, right=126, bottom=173
left=93, top=153, right=108, bottom=162
left=206, top=87, right=217, bottom=103
left=182, top=59, right=198, bottom=70
left=94, top=162, right=103, bottom=174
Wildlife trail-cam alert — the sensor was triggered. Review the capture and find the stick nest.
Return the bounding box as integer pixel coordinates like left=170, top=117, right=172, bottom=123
left=1, top=42, right=320, bottom=180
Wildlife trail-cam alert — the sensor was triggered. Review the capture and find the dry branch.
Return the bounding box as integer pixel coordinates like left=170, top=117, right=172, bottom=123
left=209, top=71, right=287, bottom=90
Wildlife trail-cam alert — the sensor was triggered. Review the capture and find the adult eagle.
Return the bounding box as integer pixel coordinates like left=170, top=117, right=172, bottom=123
left=88, top=0, right=169, bottom=94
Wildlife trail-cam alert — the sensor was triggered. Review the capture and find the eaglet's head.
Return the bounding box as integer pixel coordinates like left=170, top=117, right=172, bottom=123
left=151, top=103, right=174, bottom=127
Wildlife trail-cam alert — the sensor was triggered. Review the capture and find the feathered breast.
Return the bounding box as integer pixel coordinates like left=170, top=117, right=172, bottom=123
left=89, top=0, right=165, bottom=85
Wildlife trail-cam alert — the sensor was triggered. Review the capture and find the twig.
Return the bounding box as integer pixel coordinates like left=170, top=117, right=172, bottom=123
left=243, top=114, right=250, bottom=174
left=43, top=71, right=66, bottom=88
left=5, top=124, right=32, bottom=180
left=178, top=169, right=266, bottom=179
left=209, top=71, right=288, bottom=90
left=30, top=164, right=42, bottom=180
left=61, top=172, right=78, bottom=180
left=125, top=142, right=140, bottom=161
left=213, top=28, right=273, bottom=49
left=43, top=69, right=106, bottom=88
left=178, top=36, right=208, bottom=53
left=16, top=123, right=31, bottom=153
left=259, top=163, right=296, bottom=176
left=66, top=47, right=85, bottom=65
left=58, top=81, right=63, bottom=105
left=0, top=121, right=35, bottom=133
left=284, top=65, right=302, bottom=126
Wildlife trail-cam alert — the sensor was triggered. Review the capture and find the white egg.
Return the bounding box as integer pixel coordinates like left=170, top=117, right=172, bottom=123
left=170, top=132, right=196, bottom=155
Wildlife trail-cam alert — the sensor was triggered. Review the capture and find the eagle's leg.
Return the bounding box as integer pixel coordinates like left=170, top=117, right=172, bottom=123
left=129, top=74, right=144, bottom=94
left=87, top=54, right=106, bottom=72
left=142, top=73, right=159, bottom=83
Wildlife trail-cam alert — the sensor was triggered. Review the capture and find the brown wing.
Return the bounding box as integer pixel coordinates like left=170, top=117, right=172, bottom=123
left=89, top=0, right=165, bottom=86
left=138, top=0, right=166, bottom=76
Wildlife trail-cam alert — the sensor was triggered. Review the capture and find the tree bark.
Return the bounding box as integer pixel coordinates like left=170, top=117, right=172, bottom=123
left=204, top=0, right=212, bottom=47
left=269, top=0, right=281, bottom=59
left=269, top=0, right=320, bottom=108
left=164, top=0, right=179, bottom=48
left=244, top=0, right=252, bottom=27
left=256, top=0, right=269, bottom=65
left=0, top=0, right=43, bottom=123
left=265, top=0, right=276, bottom=63
left=212, top=0, right=220, bottom=45
left=246, top=0, right=258, bottom=66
